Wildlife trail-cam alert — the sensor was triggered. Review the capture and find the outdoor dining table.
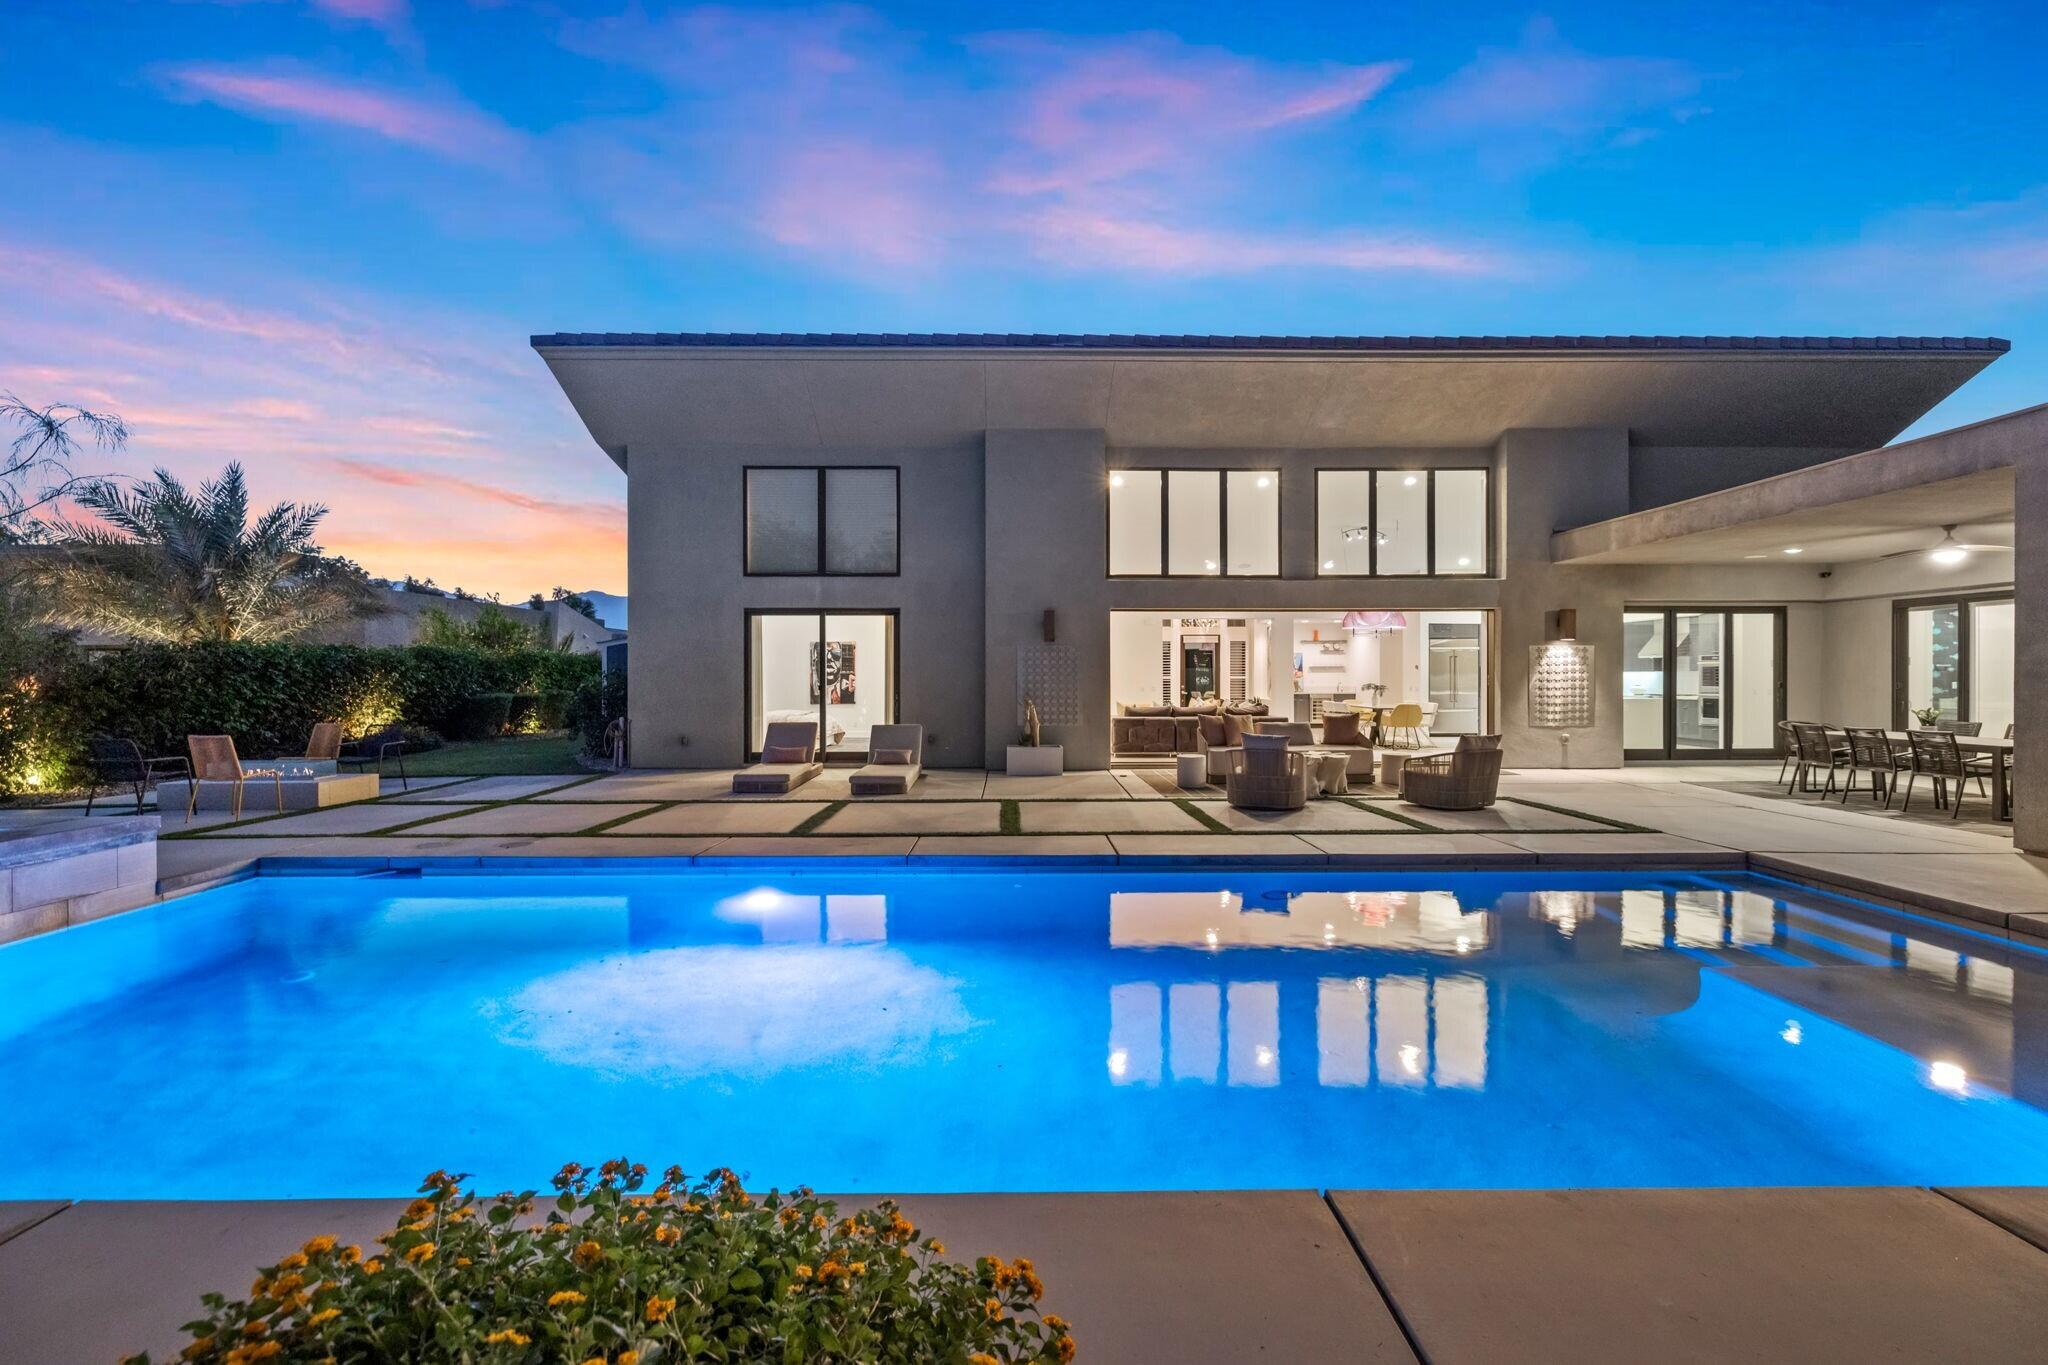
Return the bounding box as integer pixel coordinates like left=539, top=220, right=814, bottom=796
left=1872, top=729, right=2016, bottom=822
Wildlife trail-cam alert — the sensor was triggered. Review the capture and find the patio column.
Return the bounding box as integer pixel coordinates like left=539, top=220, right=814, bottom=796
left=2015, top=454, right=2048, bottom=855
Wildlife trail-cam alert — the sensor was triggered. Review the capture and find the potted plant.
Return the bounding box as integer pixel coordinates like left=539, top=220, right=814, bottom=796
left=1007, top=697, right=1062, bottom=776
left=1911, top=705, right=1945, bottom=728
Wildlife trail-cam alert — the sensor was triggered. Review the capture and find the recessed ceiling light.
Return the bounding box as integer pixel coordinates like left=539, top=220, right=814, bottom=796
left=1456, top=556, right=1471, bottom=567
left=1782, top=547, right=1803, bottom=555
left=1744, top=554, right=1768, bottom=560
left=1255, top=475, right=1272, bottom=489
left=1321, top=559, right=1335, bottom=570
left=1109, top=473, right=1124, bottom=488
left=1402, top=475, right=1418, bottom=487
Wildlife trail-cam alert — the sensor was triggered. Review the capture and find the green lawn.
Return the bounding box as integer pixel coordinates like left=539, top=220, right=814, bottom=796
left=401, top=734, right=589, bottom=776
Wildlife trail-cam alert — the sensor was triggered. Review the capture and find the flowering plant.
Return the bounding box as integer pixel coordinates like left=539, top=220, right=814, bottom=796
left=127, top=1161, right=1075, bottom=1364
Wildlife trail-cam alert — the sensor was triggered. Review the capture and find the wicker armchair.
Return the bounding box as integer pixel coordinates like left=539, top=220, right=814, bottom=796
left=1225, top=733, right=1309, bottom=812
left=186, top=734, right=284, bottom=822
left=1399, top=734, right=1503, bottom=810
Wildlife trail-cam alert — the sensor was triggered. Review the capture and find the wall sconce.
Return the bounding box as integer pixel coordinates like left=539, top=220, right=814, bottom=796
left=1529, top=608, right=1594, bottom=729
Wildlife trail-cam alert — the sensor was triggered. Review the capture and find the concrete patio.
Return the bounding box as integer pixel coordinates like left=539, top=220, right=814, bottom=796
left=8, top=1185, right=2048, bottom=1363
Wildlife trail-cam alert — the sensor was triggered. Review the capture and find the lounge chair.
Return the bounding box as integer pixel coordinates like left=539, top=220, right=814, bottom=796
left=1399, top=734, right=1503, bottom=810
left=1225, top=733, right=1308, bottom=812
left=848, top=723, right=924, bottom=795
left=186, top=734, right=284, bottom=822
left=733, top=721, right=825, bottom=795
left=305, top=722, right=343, bottom=761
left=83, top=735, right=189, bottom=815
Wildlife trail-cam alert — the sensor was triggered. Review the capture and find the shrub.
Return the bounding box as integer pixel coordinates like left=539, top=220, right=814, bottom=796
left=126, top=1162, right=1074, bottom=1365
left=507, top=688, right=574, bottom=735
left=443, top=690, right=516, bottom=741
left=2, top=640, right=598, bottom=793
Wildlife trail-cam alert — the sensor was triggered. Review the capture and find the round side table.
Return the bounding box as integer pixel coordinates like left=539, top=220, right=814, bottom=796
left=1175, top=752, right=1209, bottom=788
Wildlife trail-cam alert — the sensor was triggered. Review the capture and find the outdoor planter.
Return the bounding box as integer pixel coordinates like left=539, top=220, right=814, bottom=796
left=1005, top=744, right=1064, bottom=776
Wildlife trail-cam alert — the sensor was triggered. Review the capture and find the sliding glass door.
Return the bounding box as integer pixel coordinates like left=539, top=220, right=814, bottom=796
left=745, top=610, right=897, bottom=759
left=1624, top=607, right=1784, bottom=760
left=1893, top=593, right=2013, bottom=735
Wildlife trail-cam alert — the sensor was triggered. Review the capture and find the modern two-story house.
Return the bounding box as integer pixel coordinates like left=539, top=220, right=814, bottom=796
left=534, top=331, right=2042, bottom=846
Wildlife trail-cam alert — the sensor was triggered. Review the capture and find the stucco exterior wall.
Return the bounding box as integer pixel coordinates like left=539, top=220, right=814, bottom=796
left=1628, top=446, right=1860, bottom=511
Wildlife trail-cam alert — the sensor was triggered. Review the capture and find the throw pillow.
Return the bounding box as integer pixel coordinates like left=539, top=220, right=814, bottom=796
left=1322, top=712, right=1362, bottom=745
left=761, top=745, right=810, bottom=763
left=1221, top=713, right=1244, bottom=746
left=1198, top=715, right=1226, bottom=745
left=869, top=747, right=914, bottom=765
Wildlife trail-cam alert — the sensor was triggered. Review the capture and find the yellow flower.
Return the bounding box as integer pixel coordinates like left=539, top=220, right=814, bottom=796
left=361, top=1259, right=384, bottom=1276
left=928, top=1240, right=945, bottom=1256
left=811, top=1213, right=828, bottom=1230
left=405, top=1242, right=436, bottom=1265
left=306, top=1308, right=341, bottom=1327
left=644, top=1293, right=677, bottom=1323
left=1045, top=1314, right=1069, bottom=1331
left=573, top=1239, right=605, bottom=1268
left=339, top=1245, right=361, bottom=1264
left=968, top=1355, right=999, bottom=1365
left=849, top=1261, right=866, bottom=1275
left=270, top=1274, right=304, bottom=1297
left=794, top=1264, right=814, bottom=1280
left=548, top=1290, right=586, bottom=1307
left=180, top=1337, right=214, bottom=1361
left=456, top=1257, right=474, bottom=1268
left=653, top=1224, right=681, bottom=1245
left=619, top=1353, right=640, bottom=1365
left=301, top=1235, right=337, bottom=1256
left=1056, top=1334, right=1077, bottom=1363
left=983, top=1296, right=1004, bottom=1321
left=483, top=1328, right=530, bottom=1346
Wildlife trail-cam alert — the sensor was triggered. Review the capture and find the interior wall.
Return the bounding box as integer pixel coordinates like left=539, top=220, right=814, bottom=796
left=1109, top=612, right=1164, bottom=707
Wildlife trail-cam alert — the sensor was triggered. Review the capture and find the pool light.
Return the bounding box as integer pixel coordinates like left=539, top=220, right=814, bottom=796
left=1781, top=1021, right=1802, bottom=1045
left=1107, top=1048, right=1129, bottom=1078
left=1929, top=1060, right=1968, bottom=1094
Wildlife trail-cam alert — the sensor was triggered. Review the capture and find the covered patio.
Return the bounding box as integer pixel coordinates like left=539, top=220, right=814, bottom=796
left=1554, top=404, right=2048, bottom=854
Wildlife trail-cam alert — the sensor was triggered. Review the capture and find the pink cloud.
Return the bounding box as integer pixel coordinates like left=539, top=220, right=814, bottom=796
left=1409, top=20, right=1700, bottom=143
left=164, top=65, right=520, bottom=165
left=1027, top=209, right=1500, bottom=277
left=0, top=238, right=623, bottom=596
left=756, top=142, right=949, bottom=268
left=309, top=0, right=407, bottom=23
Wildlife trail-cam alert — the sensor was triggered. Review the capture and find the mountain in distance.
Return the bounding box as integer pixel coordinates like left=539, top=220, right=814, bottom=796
left=574, top=590, right=628, bottom=630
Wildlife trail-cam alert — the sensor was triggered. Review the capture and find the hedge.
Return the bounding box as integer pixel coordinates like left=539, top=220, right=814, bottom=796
left=3, top=641, right=597, bottom=795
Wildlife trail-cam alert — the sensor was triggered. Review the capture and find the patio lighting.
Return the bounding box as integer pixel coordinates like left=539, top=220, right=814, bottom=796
left=1930, top=545, right=1969, bottom=565
left=1782, top=546, right=1803, bottom=555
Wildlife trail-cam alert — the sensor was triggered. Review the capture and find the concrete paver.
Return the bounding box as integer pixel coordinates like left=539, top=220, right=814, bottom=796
left=908, top=835, right=1118, bottom=863
left=409, top=802, right=656, bottom=836
left=1491, top=832, right=1747, bottom=865
left=981, top=771, right=1130, bottom=800
left=207, top=801, right=481, bottom=837
left=407, top=775, right=594, bottom=802
left=1754, top=851, right=2048, bottom=933
left=1936, top=1187, right=2048, bottom=1255
left=605, top=803, right=829, bottom=835
left=0, top=1202, right=63, bottom=1247
left=1304, top=833, right=1534, bottom=864
left=1107, top=834, right=1327, bottom=863
left=819, top=802, right=1003, bottom=835
left=1019, top=801, right=1207, bottom=833
left=697, top=837, right=916, bottom=861
left=1191, top=801, right=1425, bottom=833
left=1331, top=1186, right=2048, bottom=1364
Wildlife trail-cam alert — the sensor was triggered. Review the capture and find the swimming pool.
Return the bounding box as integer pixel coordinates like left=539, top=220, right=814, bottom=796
left=4, top=865, right=2046, bottom=1198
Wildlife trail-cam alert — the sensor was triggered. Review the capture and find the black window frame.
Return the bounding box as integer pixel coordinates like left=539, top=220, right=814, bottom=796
left=1104, top=467, right=1283, bottom=580
left=1313, top=466, right=1494, bottom=578
left=1889, top=589, right=2014, bottom=730
left=743, top=464, right=901, bottom=577
left=1621, top=605, right=1788, bottom=761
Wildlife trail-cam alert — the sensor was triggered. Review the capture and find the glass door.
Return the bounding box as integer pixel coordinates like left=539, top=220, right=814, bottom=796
left=746, top=610, right=897, bottom=759
left=1892, top=593, right=2012, bottom=734
left=1625, top=607, right=1783, bottom=760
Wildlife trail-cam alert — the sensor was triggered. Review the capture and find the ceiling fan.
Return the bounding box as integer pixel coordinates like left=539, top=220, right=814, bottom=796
left=1879, top=525, right=2014, bottom=565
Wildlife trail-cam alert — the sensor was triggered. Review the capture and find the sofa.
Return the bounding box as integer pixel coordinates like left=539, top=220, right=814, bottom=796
left=1112, top=700, right=1268, bottom=759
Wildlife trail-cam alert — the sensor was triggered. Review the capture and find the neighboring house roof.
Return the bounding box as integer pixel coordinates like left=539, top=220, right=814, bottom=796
left=532, top=332, right=2010, bottom=353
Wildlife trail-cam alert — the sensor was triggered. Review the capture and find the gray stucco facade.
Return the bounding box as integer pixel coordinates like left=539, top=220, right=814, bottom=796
left=534, top=334, right=2013, bottom=780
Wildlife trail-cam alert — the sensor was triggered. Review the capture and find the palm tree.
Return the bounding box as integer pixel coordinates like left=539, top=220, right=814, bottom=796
left=1, top=393, right=128, bottom=540
left=24, top=463, right=385, bottom=643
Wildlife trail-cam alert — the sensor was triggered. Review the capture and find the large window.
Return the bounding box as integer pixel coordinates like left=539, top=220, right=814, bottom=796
left=1316, top=468, right=1489, bottom=576
left=1107, top=468, right=1279, bottom=577
left=745, top=466, right=898, bottom=575
left=1894, top=592, right=2013, bottom=735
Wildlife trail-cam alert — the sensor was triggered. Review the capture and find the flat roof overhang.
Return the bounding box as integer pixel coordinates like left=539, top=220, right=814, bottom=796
left=1551, top=403, right=2048, bottom=565
left=530, top=336, right=2006, bottom=472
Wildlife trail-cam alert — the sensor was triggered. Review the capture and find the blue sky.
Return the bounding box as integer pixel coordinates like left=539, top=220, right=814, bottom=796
left=3, top=0, right=2043, bottom=595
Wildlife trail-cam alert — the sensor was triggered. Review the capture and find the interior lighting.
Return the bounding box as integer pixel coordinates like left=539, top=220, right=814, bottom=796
left=1109, top=473, right=1124, bottom=488
left=1255, top=475, right=1272, bottom=489
left=1782, top=547, right=1803, bottom=555
left=1930, top=545, right=1969, bottom=566
left=1402, top=474, right=1418, bottom=487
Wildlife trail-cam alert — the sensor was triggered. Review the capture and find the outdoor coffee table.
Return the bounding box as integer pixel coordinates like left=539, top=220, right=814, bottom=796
left=174, top=770, right=380, bottom=812
left=1300, top=749, right=1350, bottom=796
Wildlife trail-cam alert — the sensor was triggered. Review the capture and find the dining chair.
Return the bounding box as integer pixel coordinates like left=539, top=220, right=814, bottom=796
left=186, top=734, right=285, bottom=822
left=1841, top=727, right=1909, bottom=807
left=1787, top=723, right=1848, bottom=797
left=1901, top=730, right=1996, bottom=819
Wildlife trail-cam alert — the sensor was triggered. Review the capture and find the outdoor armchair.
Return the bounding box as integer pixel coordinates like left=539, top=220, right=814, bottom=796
left=1224, top=733, right=1308, bottom=812
left=1399, top=734, right=1503, bottom=811
left=185, top=734, right=284, bottom=822
left=338, top=724, right=410, bottom=790
left=83, top=735, right=189, bottom=815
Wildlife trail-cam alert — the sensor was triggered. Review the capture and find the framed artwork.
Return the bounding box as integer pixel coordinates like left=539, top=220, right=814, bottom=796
left=811, top=641, right=857, bottom=704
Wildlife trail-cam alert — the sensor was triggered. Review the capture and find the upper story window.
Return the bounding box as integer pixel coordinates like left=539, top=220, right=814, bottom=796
left=745, top=466, right=899, bottom=575
left=1316, top=468, right=1489, bottom=576
left=1108, top=468, right=1279, bottom=577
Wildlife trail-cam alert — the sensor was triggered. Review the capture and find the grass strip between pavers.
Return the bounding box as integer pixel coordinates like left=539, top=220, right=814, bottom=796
left=1339, top=797, right=1441, bottom=832
left=790, top=802, right=846, bottom=835
left=999, top=800, right=1022, bottom=835
left=574, top=801, right=679, bottom=836
left=1174, top=798, right=1230, bottom=832
left=1499, top=795, right=1657, bottom=833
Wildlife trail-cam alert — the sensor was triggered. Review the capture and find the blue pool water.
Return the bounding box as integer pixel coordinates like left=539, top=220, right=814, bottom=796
left=4, top=866, right=2048, bottom=1198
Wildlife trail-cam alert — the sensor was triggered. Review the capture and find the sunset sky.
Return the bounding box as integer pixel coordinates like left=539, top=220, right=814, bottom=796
left=5, top=1, right=2044, bottom=599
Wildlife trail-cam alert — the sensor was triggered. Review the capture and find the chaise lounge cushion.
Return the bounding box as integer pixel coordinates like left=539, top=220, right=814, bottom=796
left=761, top=744, right=810, bottom=764
left=849, top=723, right=924, bottom=795
left=869, top=747, right=914, bottom=765
left=733, top=763, right=821, bottom=794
